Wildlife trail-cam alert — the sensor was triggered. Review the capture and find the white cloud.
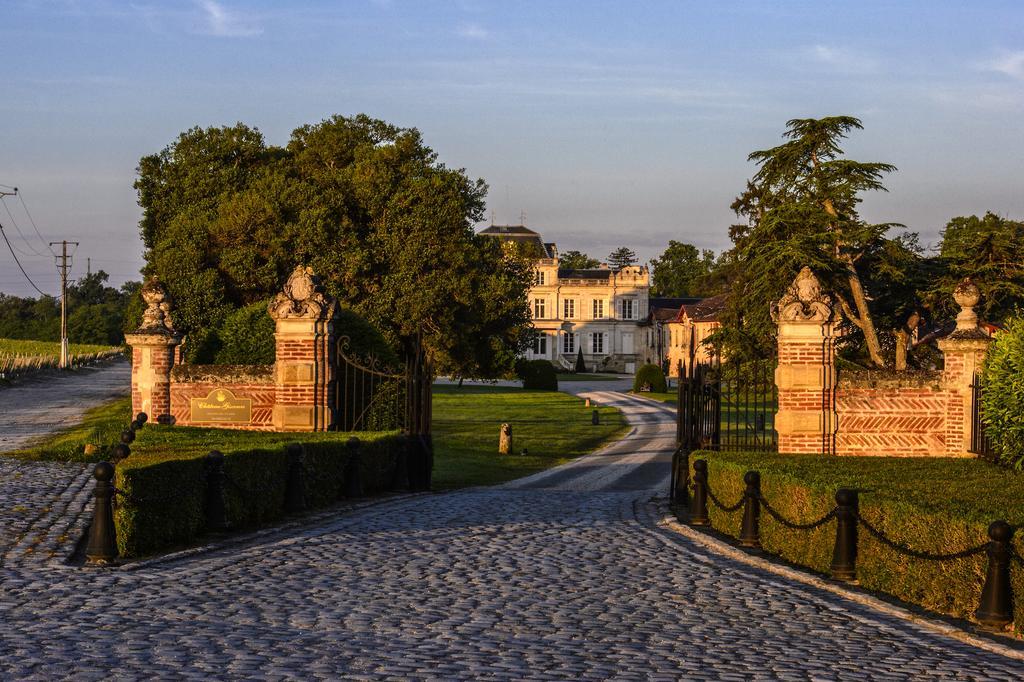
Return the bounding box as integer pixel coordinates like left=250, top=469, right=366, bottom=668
left=195, top=0, right=262, bottom=37
left=982, top=50, right=1024, bottom=80
left=805, top=44, right=878, bottom=74
left=457, top=23, right=489, bottom=40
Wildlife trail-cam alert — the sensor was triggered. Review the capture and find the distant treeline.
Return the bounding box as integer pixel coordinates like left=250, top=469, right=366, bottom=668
left=0, top=271, right=141, bottom=346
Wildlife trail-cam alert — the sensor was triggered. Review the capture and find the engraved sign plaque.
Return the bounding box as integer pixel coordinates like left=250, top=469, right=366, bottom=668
left=190, top=388, right=252, bottom=424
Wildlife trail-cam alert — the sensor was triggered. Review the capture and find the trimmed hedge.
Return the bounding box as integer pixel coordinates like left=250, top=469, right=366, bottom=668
left=688, top=450, right=1024, bottom=633
left=114, top=426, right=403, bottom=557
left=516, top=359, right=558, bottom=391
left=633, top=364, right=667, bottom=393
left=982, top=316, right=1024, bottom=469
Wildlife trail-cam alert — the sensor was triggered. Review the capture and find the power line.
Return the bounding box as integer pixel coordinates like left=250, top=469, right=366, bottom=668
left=15, top=190, right=55, bottom=255
left=0, top=219, right=51, bottom=297
left=0, top=196, right=50, bottom=258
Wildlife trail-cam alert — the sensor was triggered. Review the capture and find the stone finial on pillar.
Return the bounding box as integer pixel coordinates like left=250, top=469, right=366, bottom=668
left=268, top=266, right=337, bottom=432
left=772, top=267, right=839, bottom=454
left=939, top=278, right=992, bottom=455
left=124, top=279, right=181, bottom=424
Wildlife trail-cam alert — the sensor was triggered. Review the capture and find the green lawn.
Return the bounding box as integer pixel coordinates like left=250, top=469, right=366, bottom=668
left=6, top=386, right=631, bottom=489
left=554, top=373, right=624, bottom=382
left=633, top=390, right=677, bottom=405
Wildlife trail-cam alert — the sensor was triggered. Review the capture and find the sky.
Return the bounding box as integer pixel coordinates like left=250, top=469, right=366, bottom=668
left=1, top=0, right=1023, bottom=296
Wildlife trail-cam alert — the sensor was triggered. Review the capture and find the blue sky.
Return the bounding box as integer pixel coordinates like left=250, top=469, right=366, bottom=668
left=1, top=0, right=1022, bottom=296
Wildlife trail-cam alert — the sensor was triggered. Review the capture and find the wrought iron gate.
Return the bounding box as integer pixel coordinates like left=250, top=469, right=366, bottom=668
left=677, top=355, right=778, bottom=453
left=970, top=372, right=994, bottom=460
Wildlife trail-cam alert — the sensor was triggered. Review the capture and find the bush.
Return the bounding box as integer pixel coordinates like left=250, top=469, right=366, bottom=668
left=516, top=359, right=558, bottom=391
left=214, top=301, right=276, bottom=365
left=114, top=427, right=403, bottom=557
left=687, top=450, right=1024, bottom=634
left=633, top=364, right=667, bottom=393
left=982, top=317, right=1024, bottom=469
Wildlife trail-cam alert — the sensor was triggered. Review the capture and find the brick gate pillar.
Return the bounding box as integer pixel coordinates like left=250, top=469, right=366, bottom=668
left=772, top=267, right=839, bottom=454
left=268, top=266, right=337, bottom=432
left=938, top=278, right=992, bottom=455
left=124, top=280, right=181, bottom=423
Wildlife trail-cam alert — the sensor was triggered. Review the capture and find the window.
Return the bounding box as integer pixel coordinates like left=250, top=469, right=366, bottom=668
left=592, top=299, right=606, bottom=319
left=562, top=332, right=575, bottom=354
left=533, top=298, right=546, bottom=319
left=591, top=332, right=605, bottom=354
left=532, top=332, right=547, bottom=356
left=563, top=298, right=576, bottom=319
left=620, top=298, right=637, bottom=320
left=534, top=270, right=546, bottom=286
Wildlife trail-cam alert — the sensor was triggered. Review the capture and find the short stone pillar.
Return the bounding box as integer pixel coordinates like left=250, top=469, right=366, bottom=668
left=498, top=423, right=512, bottom=455
left=125, top=280, right=181, bottom=424
left=938, top=278, right=992, bottom=455
left=268, top=266, right=337, bottom=432
left=772, top=268, right=838, bottom=454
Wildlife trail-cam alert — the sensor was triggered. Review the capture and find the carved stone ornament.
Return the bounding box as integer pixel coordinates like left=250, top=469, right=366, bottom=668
left=136, top=278, right=177, bottom=333
left=772, top=267, right=836, bottom=323
left=268, top=266, right=335, bottom=320
left=953, top=277, right=981, bottom=332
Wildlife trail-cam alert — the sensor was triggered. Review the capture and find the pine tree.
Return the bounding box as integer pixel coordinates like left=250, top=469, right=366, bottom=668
left=607, top=247, right=638, bottom=270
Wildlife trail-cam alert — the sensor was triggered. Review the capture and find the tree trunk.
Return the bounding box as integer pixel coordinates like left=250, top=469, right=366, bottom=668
left=844, top=255, right=885, bottom=367
left=895, top=329, right=908, bottom=371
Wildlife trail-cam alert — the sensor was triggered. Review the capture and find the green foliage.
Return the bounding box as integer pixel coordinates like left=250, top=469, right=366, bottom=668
left=982, top=317, right=1024, bottom=468
left=0, top=272, right=140, bottom=346
left=633, top=364, right=667, bottom=393
left=691, top=450, right=1024, bottom=633
left=213, top=300, right=276, bottom=364
left=559, top=250, right=600, bottom=270
left=606, top=246, right=638, bottom=270
left=574, top=346, right=586, bottom=373
left=114, top=427, right=403, bottom=557
left=932, top=213, right=1024, bottom=326
left=649, top=240, right=718, bottom=297
left=516, top=359, right=558, bottom=391
left=721, top=117, right=909, bottom=365
left=136, top=115, right=531, bottom=380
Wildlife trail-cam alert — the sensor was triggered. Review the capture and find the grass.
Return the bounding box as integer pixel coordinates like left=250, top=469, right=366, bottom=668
left=633, top=390, right=677, bottom=405
left=0, top=338, right=120, bottom=356
left=431, top=384, right=629, bottom=489
left=0, top=338, right=123, bottom=378
left=5, top=385, right=631, bottom=489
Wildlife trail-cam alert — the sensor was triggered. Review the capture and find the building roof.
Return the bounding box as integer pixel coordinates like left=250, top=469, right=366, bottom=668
left=557, top=268, right=612, bottom=280
left=678, top=294, right=728, bottom=323
left=478, top=225, right=556, bottom=258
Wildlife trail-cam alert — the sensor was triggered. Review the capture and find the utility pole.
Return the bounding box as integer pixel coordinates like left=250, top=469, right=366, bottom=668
left=49, top=240, right=79, bottom=369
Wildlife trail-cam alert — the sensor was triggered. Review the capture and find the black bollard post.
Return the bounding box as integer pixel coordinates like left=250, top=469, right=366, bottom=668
left=284, top=444, right=306, bottom=514
left=85, top=462, right=117, bottom=566
left=120, top=428, right=135, bottom=445
left=111, top=443, right=130, bottom=461
left=669, top=447, right=679, bottom=503
left=592, top=409, right=600, bottom=426
left=390, top=437, right=410, bottom=492
left=739, top=471, right=761, bottom=549
left=671, top=448, right=691, bottom=510
left=204, top=450, right=229, bottom=532
left=690, top=459, right=710, bottom=526
left=975, top=520, right=1015, bottom=630
left=132, top=412, right=148, bottom=431
left=345, top=437, right=363, bottom=498
left=830, top=488, right=859, bottom=581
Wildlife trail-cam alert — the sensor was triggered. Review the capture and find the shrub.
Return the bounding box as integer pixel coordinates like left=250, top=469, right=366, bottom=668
left=516, top=359, right=558, bottom=391
left=633, top=364, right=667, bottom=393
left=687, top=450, right=1024, bottom=634
left=114, top=428, right=403, bottom=557
left=982, top=317, right=1024, bottom=469
left=574, top=346, right=587, bottom=373
left=214, top=301, right=276, bottom=365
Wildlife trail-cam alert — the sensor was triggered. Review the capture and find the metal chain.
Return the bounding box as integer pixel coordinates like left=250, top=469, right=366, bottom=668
left=705, top=484, right=745, bottom=513
left=758, top=495, right=836, bottom=530
left=857, top=513, right=988, bottom=561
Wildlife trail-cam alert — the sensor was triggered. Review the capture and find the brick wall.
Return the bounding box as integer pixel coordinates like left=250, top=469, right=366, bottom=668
left=170, top=381, right=276, bottom=431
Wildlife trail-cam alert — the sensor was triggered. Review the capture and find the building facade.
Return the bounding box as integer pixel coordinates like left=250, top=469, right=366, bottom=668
left=480, top=225, right=650, bottom=373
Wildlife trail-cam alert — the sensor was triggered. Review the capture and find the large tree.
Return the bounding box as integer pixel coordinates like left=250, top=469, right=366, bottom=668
left=724, top=116, right=913, bottom=366
left=136, top=115, right=532, bottom=378
left=649, top=240, right=717, bottom=297
left=607, top=246, right=638, bottom=270
left=558, top=250, right=600, bottom=270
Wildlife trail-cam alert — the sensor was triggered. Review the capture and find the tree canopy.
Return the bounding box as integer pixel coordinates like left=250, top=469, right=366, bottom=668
left=649, top=240, right=717, bottom=297
left=558, top=250, right=600, bottom=270
left=136, top=114, right=532, bottom=378
left=607, top=246, right=638, bottom=270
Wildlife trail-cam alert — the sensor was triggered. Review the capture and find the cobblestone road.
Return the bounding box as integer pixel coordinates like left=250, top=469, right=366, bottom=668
left=1, top=361, right=130, bottom=565
left=1, top=388, right=1021, bottom=679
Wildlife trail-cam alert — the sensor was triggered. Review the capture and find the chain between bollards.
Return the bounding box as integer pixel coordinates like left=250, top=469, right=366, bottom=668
left=284, top=443, right=306, bottom=514
left=345, top=437, right=363, bottom=498
left=204, top=450, right=228, bottom=532
left=84, top=462, right=117, bottom=566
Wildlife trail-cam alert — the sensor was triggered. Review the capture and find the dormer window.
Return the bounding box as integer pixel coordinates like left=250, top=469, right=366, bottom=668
left=534, top=270, right=546, bottom=286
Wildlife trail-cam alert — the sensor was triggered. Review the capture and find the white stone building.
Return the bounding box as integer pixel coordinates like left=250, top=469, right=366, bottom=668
left=480, top=225, right=649, bottom=373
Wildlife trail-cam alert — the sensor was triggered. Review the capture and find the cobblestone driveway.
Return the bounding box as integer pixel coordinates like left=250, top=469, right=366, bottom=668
left=1, top=389, right=1021, bottom=679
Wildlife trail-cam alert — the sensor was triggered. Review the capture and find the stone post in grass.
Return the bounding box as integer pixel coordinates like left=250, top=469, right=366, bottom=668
left=772, top=267, right=839, bottom=455
left=125, top=279, right=181, bottom=425
left=268, top=266, right=337, bottom=432
left=937, top=278, right=992, bottom=456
